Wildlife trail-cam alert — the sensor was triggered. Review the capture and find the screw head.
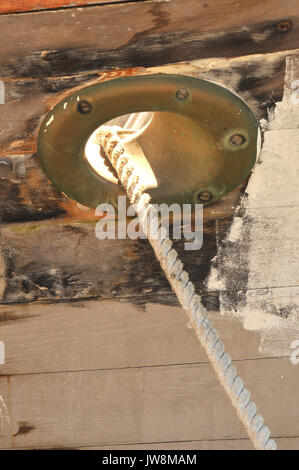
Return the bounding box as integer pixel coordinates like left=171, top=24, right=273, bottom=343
left=229, top=134, right=246, bottom=146
left=0, top=158, right=12, bottom=180
left=197, top=191, right=212, bottom=203
left=276, top=20, right=292, bottom=32
left=77, top=100, right=92, bottom=114
left=175, top=88, right=189, bottom=101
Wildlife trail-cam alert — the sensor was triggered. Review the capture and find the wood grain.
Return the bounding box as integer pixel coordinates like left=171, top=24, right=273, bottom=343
left=0, top=358, right=298, bottom=449
left=0, top=0, right=137, bottom=15
left=4, top=437, right=299, bottom=450
left=0, top=300, right=265, bottom=376
left=82, top=437, right=299, bottom=450
left=0, top=199, right=239, bottom=305
left=0, top=0, right=297, bottom=79
left=1, top=205, right=298, bottom=306
left=0, top=50, right=291, bottom=157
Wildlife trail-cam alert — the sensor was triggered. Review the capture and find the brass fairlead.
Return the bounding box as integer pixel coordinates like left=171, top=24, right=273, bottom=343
left=37, top=74, right=260, bottom=208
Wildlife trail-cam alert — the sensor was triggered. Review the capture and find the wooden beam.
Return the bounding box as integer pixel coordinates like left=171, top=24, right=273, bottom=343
left=0, top=358, right=297, bottom=449
left=0, top=52, right=297, bottom=307
left=0, top=209, right=232, bottom=304
left=0, top=0, right=297, bottom=79
left=0, top=146, right=241, bottom=307
left=82, top=437, right=299, bottom=450
left=1, top=206, right=297, bottom=306
left=0, top=1, right=143, bottom=15
left=0, top=300, right=265, bottom=376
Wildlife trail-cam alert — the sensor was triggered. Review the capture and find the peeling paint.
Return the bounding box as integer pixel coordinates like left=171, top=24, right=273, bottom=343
left=207, top=55, right=299, bottom=357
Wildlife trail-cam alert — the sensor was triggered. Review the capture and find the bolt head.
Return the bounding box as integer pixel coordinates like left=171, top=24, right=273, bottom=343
left=230, top=134, right=246, bottom=146
left=197, top=191, right=212, bottom=203
left=77, top=100, right=92, bottom=114
left=276, top=20, right=292, bottom=32
left=175, top=88, right=189, bottom=101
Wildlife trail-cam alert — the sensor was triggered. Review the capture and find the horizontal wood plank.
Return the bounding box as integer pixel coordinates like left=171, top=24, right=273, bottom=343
left=0, top=300, right=266, bottom=376
left=0, top=358, right=298, bottom=449
left=0, top=1, right=297, bottom=453
left=0, top=0, right=297, bottom=79
left=0, top=0, right=137, bottom=15
left=0, top=213, right=232, bottom=304
left=81, top=436, right=299, bottom=450
left=4, top=437, right=299, bottom=450
left=0, top=206, right=297, bottom=305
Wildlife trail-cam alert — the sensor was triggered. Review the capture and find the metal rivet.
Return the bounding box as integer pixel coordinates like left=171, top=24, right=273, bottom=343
left=77, top=100, right=92, bottom=114
left=230, top=134, right=246, bottom=146
left=0, top=157, right=12, bottom=180
left=175, top=88, right=189, bottom=101
left=197, top=191, right=212, bottom=203
left=276, top=20, right=292, bottom=32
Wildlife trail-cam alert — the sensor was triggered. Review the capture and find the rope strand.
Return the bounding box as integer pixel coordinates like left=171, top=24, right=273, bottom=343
left=97, top=125, right=277, bottom=451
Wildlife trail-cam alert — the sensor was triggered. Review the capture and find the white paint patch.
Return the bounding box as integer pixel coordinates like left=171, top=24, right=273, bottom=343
left=291, top=79, right=299, bottom=104
left=251, top=31, right=271, bottom=43
left=208, top=266, right=226, bottom=293
left=266, top=55, right=299, bottom=131
left=207, top=55, right=299, bottom=357
left=290, top=340, right=299, bottom=365
left=226, top=216, right=243, bottom=243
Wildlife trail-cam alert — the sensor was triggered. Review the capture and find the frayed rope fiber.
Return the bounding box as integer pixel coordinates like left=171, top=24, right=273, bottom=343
left=97, top=125, right=277, bottom=451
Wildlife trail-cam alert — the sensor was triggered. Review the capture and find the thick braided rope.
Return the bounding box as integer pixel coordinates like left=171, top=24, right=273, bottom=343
left=97, top=125, right=277, bottom=451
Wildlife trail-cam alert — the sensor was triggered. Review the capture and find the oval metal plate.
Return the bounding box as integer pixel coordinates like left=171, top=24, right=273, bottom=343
left=37, top=74, right=260, bottom=208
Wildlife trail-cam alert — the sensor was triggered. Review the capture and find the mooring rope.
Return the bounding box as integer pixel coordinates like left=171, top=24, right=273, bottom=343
left=97, top=125, right=277, bottom=451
